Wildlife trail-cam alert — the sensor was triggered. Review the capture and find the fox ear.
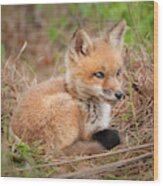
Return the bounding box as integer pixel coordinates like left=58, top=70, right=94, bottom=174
left=105, top=20, right=127, bottom=51
left=70, top=29, right=93, bottom=57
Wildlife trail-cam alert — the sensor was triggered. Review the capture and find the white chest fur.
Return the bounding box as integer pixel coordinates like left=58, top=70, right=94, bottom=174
left=80, top=100, right=112, bottom=134
left=100, top=103, right=112, bottom=130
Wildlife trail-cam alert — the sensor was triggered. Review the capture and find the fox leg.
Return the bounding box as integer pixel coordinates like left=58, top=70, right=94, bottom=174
left=41, top=93, right=81, bottom=152
left=63, top=140, right=106, bottom=156
left=92, top=129, right=121, bottom=150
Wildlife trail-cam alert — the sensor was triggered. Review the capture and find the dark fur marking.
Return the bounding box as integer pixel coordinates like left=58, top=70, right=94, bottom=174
left=93, top=129, right=120, bottom=150
left=91, top=115, right=98, bottom=124
left=87, top=102, right=90, bottom=111
left=93, top=104, right=96, bottom=113
left=90, top=103, right=98, bottom=124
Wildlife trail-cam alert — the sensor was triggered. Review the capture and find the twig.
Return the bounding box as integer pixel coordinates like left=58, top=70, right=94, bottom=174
left=55, top=152, right=153, bottom=179
left=16, top=143, right=153, bottom=171
left=14, top=41, right=27, bottom=62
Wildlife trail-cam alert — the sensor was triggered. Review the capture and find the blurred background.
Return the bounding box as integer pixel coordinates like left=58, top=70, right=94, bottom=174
left=1, top=2, right=154, bottom=180
left=2, top=2, right=154, bottom=80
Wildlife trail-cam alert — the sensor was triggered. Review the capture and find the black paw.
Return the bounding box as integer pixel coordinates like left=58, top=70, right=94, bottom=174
left=92, top=129, right=120, bottom=150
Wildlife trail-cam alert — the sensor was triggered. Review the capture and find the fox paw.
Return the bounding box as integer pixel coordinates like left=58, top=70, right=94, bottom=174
left=92, top=129, right=120, bottom=150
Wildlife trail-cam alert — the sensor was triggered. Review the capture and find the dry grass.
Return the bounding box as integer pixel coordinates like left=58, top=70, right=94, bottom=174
left=1, top=5, right=154, bottom=180
left=1, top=41, right=154, bottom=180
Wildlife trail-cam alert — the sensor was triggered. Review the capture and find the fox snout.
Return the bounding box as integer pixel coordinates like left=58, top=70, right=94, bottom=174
left=114, top=90, right=125, bottom=100
left=103, top=89, right=125, bottom=101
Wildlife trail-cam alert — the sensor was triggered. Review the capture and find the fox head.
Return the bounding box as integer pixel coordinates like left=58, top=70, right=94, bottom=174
left=65, top=20, right=127, bottom=104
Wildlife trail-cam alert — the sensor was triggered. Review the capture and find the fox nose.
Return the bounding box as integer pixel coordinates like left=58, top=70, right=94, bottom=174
left=115, top=91, right=125, bottom=100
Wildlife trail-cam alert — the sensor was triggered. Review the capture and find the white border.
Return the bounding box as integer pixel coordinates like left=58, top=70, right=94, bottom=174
left=1, top=0, right=163, bottom=186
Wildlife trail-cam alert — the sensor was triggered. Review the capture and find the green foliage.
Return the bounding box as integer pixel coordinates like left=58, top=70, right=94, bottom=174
left=46, top=2, right=154, bottom=47
left=35, top=4, right=43, bottom=10
left=16, top=143, right=33, bottom=159
left=9, top=142, right=35, bottom=168
left=47, top=26, right=59, bottom=42
left=121, top=112, right=133, bottom=122
left=1, top=43, right=5, bottom=65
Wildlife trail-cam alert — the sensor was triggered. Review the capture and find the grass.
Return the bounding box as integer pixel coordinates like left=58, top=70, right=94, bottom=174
left=1, top=2, right=154, bottom=180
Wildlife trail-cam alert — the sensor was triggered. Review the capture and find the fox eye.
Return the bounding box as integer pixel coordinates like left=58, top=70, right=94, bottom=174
left=116, top=69, right=121, bottom=76
left=93, top=71, right=105, bottom=79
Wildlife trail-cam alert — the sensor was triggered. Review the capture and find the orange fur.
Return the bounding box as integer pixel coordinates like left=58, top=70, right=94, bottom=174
left=11, top=20, right=127, bottom=155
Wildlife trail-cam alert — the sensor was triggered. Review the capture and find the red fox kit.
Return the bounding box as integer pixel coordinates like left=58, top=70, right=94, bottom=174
left=11, top=20, right=127, bottom=155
